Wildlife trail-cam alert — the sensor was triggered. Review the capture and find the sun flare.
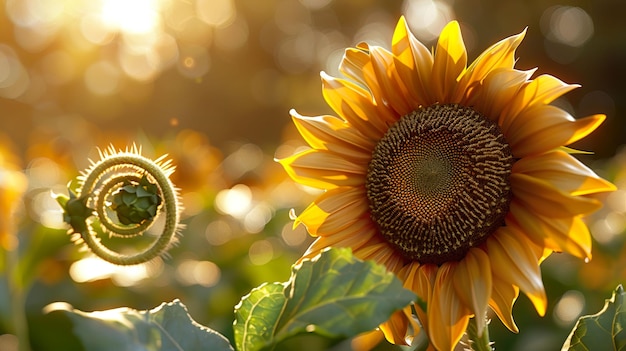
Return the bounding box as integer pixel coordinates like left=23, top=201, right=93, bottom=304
left=100, top=0, right=161, bottom=34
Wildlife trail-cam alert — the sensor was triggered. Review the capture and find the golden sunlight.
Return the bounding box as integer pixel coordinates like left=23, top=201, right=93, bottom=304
left=100, top=0, right=162, bottom=35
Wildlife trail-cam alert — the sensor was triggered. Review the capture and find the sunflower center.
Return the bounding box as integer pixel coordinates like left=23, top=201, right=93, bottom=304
left=366, top=104, right=514, bottom=265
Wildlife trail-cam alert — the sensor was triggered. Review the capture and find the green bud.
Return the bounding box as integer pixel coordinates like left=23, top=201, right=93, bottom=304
left=110, top=175, right=162, bottom=225
left=54, top=190, right=93, bottom=233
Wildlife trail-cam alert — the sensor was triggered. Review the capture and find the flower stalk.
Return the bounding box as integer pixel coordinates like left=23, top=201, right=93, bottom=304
left=0, top=164, right=29, bottom=351
left=6, top=238, right=30, bottom=351
left=467, top=316, right=493, bottom=351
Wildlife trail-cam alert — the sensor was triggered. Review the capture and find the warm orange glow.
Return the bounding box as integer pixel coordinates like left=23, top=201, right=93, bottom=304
left=100, top=0, right=162, bottom=35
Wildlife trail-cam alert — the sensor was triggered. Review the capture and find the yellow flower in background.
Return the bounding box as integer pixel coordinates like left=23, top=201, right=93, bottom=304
left=0, top=143, right=27, bottom=252
left=279, top=17, right=616, bottom=350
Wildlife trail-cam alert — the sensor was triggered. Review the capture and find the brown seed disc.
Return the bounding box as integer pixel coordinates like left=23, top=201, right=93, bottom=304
left=366, top=104, right=514, bottom=265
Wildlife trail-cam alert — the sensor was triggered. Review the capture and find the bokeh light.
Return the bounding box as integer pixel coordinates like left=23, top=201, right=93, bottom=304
left=100, top=0, right=161, bottom=35
left=0, top=334, right=18, bottom=351
left=84, top=61, right=120, bottom=96
left=248, top=239, right=275, bottom=266
left=69, top=256, right=164, bottom=286
left=553, top=290, right=585, bottom=327
left=281, top=222, right=308, bottom=247
left=540, top=5, right=595, bottom=64
left=205, top=219, right=233, bottom=246
left=215, top=184, right=253, bottom=218
left=541, top=6, right=594, bottom=47
left=0, top=45, right=29, bottom=99
left=403, top=0, right=455, bottom=42
left=176, top=259, right=221, bottom=287
left=197, top=0, right=236, bottom=27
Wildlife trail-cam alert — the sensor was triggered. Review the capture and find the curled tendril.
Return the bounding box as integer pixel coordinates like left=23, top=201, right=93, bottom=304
left=55, top=145, right=183, bottom=265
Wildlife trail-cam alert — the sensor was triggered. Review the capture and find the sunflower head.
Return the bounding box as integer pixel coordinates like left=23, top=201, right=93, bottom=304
left=280, top=16, right=615, bottom=351
left=366, top=103, right=514, bottom=265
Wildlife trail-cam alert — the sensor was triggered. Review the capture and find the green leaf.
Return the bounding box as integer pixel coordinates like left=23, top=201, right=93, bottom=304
left=233, top=247, right=416, bottom=351
left=49, top=299, right=234, bottom=351
left=233, top=282, right=287, bottom=351
left=563, top=285, right=626, bottom=351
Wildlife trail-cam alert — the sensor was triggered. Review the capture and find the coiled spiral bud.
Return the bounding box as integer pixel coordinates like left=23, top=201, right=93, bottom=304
left=55, top=145, right=183, bottom=265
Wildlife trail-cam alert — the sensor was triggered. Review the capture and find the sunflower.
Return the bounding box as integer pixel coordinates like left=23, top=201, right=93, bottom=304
left=279, top=17, right=615, bottom=351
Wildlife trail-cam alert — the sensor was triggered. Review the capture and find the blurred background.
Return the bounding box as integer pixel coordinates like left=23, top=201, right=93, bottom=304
left=0, top=0, right=625, bottom=350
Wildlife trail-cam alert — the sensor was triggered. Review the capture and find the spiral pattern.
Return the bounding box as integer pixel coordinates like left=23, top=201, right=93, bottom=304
left=57, top=145, right=182, bottom=265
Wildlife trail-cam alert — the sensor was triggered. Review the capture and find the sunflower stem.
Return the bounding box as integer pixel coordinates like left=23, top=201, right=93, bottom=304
left=412, top=330, right=430, bottom=351
left=4, top=222, right=31, bottom=351
left=467, top=316, right=492, bottom=351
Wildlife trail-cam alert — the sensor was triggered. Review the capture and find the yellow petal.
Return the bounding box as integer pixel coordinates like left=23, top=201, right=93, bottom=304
left=353, top=240, right=394, bottom=262
left=456, top=27, right=526, bottom=102
left=300, top=220, right=377, bottom=260
left=379, top=308, right=416, bottom=345
left=278, top=149, right=365, bottom=189
left=295, top=187, right=369, bottom=235
left=507, top=105, right=604, bottom=157
left=391, top=16, right=415, bottom=65
left=290, top=110, right=374, bottom=160
left=339, top=46, right=371, bottom=87
left=501, top=74, right=580, bottom=130
left=508, top=199, right=592, bottom=260
left=400, top=262, right=440, bottom=350
left=451, top=248, right=492, bottom=335
left=511, top=173, right=603, bottom=217
left=350, top=238, right=407, bottom=274
left=431, top=21, right=467, bottom=103
left=487, top=227, right=547, bottom=316
left=402, top=263, right=436, bottom=329
left=341, top=43, right=401, bottom=123
left=369, top=46, right=413, bottom=116
left=391, top=16, right=434, bottom=107
left=321, top=72, right=393, bottom=139
left=470, top=68, right=534, bottom=121
left=351, top=329, right=384, bottom=351
left=428, top=263, right=470, bottom=351
left=512, top=150, right=616, bottom=196
left=489, top=277, right=520, bottom=333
